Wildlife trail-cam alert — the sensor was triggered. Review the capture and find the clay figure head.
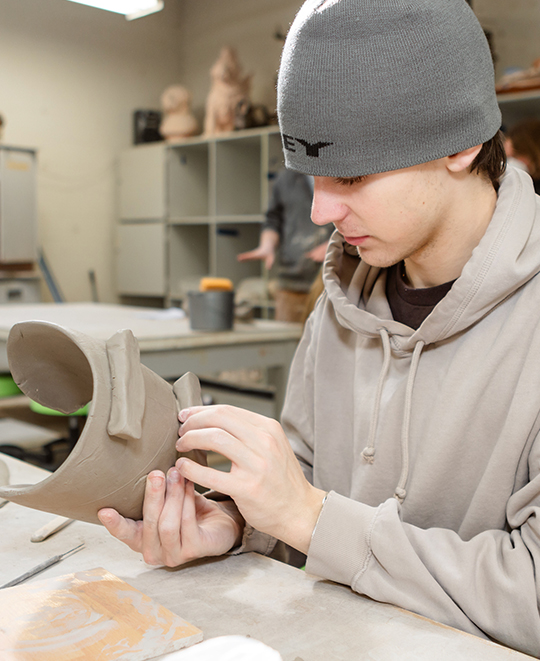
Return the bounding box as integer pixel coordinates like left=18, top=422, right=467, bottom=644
left=0, top=321, right=202, bottom=525
left=211, top=47, right=242, bottom=85
left=161, top=84, right=193, bottom=114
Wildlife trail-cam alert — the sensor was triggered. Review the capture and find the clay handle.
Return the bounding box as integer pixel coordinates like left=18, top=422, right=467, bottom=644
left=173, top=372, right=206, bottom=467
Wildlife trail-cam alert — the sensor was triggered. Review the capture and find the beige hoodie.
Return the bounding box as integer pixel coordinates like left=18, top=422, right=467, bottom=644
left=279, top=166, right=540, bottom=656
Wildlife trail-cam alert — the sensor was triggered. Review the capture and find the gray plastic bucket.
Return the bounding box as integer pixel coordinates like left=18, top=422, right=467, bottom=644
left=188, top=290, right=234, bottom=331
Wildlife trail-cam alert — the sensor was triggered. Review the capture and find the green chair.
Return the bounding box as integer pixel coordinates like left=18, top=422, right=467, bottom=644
left=0, top=374, right=22, bottom=399
left=28, top=400, right=89, bottom=417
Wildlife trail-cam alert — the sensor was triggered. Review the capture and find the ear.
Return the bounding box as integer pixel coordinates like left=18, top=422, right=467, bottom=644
left=445, top=144, right=483, bottom=173
left=106, top=329, right=146, bottom=441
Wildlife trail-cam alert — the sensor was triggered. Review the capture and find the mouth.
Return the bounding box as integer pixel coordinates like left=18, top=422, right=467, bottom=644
left=343, top=235, right=370, bottom=246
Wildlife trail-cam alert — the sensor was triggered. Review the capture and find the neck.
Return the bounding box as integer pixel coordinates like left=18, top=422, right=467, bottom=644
left=404, top=176, right=498, bottom=289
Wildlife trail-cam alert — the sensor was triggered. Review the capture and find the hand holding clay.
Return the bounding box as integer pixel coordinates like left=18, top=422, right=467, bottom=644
left=98, top=468, right=243, bottom=567
left=175, top=405, right=327, bottom=555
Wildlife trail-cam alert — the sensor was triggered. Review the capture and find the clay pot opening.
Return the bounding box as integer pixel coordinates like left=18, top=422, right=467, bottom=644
left=8, top=323, right=93, bottom=414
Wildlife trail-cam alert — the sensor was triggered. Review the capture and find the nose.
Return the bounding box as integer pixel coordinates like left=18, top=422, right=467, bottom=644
left=311, top=177, right=348, bottom=226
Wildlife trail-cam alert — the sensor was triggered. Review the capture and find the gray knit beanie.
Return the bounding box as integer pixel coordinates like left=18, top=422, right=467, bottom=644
left=277, top=0, right=501, bottom=177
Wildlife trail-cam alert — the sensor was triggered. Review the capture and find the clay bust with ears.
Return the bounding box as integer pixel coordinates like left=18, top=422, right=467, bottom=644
left=0, top=321, right=203, bottom=525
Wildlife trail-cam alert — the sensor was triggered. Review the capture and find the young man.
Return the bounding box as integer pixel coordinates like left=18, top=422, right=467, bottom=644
left=100, top=0, right=540, bottom=655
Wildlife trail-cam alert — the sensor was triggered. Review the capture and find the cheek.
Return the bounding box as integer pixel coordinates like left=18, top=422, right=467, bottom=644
left=362, top=189, right=416, bottom=237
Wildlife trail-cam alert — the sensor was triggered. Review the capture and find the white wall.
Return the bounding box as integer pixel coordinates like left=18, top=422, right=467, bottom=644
left=474, top=0, right=540, bottom=79
left=0, top=0, right=186, bottom=302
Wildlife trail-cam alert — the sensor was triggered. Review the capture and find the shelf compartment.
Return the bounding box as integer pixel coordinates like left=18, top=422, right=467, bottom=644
left=168, top=224, right=210, bottom=299
left=119, top=143, right=165, bottom=221
left=214, top=223, right=263, bottom=286
left=215, top=136, right=262, bottom=217
left=168, top=144, right=209, bottom=218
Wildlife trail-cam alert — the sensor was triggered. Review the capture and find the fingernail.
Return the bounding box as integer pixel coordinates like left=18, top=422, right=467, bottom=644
left=178, top=408, right=190, bottom=423
left=149, top=474, right=163, bottom=488
left=167, top=468, right=180, bottom=483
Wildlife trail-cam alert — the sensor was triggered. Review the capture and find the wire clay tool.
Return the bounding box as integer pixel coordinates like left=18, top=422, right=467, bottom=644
left=0, top=542, right=85, bottom=589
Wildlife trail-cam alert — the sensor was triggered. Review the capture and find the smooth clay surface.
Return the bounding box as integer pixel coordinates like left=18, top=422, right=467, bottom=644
left=0, top=321, right=203, bottom=524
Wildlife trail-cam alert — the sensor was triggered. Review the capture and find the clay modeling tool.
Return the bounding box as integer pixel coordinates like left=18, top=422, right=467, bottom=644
left=31, top=515, right=74, bottom=542
left=0, top=542, right=85, bottom=589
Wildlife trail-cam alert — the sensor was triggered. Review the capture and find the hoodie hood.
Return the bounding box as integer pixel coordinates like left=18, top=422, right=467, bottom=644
left=323, top=166, right=540, bottom=353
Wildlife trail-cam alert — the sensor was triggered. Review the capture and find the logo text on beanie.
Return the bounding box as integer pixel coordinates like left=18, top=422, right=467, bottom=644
left=282, top=134, right=333, bottom=158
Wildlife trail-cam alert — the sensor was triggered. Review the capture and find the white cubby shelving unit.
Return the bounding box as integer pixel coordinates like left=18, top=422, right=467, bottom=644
left=116, top=125, right=284, bottom=306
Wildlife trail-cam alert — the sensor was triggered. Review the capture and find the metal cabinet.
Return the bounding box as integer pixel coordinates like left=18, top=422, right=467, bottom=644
left=0, top=146, right=37, bottom=264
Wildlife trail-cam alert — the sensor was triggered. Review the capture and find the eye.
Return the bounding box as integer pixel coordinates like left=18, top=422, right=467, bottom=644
left=335, top=176, right=366, bottom=186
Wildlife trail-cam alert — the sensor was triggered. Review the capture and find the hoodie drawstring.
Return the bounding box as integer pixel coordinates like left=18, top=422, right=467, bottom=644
left=361, top=329, right=425, bottom=505
left=361, top=328, right=392, bottom=463
left=394, top=339, right=425, bottom=504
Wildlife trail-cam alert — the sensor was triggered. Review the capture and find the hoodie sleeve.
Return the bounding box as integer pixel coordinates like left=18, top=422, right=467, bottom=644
left=306, top=462, right=540, bottom=657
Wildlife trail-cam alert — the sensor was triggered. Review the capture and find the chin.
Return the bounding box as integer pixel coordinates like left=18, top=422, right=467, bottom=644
left=355, top=247, right=402, bottom=269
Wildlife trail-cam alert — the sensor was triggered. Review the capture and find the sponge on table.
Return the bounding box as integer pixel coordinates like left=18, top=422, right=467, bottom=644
left=199, top=277, right=234, bottom=292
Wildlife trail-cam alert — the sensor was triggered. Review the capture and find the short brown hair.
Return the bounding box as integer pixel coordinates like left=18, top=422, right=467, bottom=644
left=470, top=130, right=507, bottom=189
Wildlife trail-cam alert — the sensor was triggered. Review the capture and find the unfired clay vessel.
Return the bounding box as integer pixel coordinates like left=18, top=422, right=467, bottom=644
left=0, top=321, right=202, bottom=525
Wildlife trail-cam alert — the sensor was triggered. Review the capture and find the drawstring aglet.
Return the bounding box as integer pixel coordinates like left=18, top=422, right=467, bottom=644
left=361, top=446, right=375, bottom=463
left=394, top=487, right=407, bottom=503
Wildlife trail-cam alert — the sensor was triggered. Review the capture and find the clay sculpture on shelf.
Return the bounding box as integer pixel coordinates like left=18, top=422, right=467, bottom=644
left=159, top=84, right=199, bottom=141
left=0, top=321, right=203, bottom=525
left=204, top=46, right=252, bottom=136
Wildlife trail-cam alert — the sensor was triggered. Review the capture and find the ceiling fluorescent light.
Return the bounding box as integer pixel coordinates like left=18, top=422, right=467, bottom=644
left=66, top=0, right=164, bottom=20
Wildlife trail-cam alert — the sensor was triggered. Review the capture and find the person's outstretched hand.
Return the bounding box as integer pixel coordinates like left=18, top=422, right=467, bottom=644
left=175, top=405, right=327, bottom=554
left=237, top=244, right=276, bottom=270
left=98, top=468, right=244, bottom=567
left=237, top=228, right=280, bottom=270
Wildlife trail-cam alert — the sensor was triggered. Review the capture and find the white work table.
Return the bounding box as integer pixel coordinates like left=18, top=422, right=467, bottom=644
left=0, top=302, right=302, bottom=414
left=0, top=454, right=533, bottom=660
